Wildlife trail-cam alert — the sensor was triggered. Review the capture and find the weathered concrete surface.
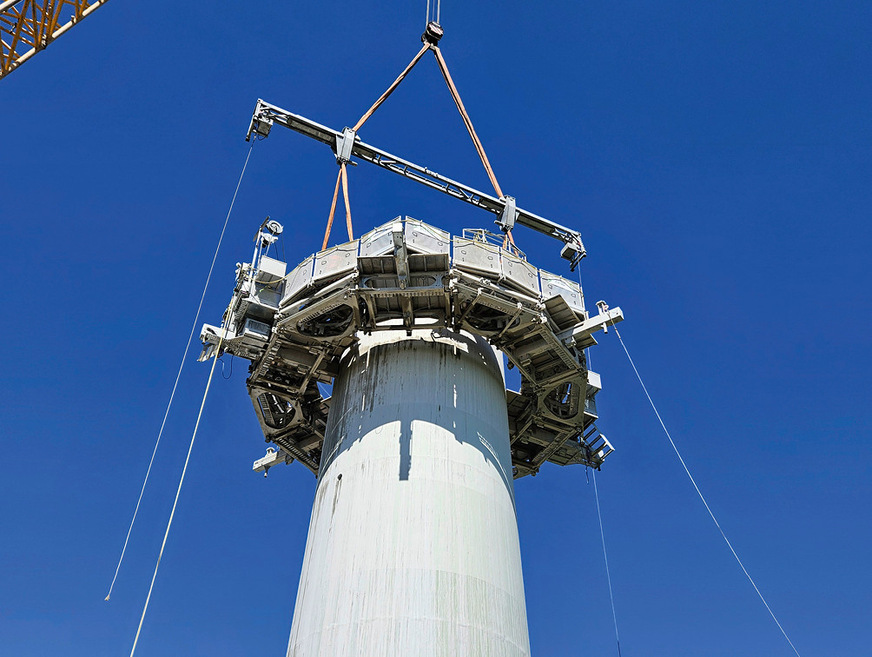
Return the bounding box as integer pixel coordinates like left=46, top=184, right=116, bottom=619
left=287, top=328, right=530, bottom=657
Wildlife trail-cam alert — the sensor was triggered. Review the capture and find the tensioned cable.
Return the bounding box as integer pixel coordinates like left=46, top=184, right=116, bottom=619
left=105, top=141, right=255, bottom=602
left=431, top=45, right=503, bottom=199
left=425, top=0, right=440, bottom=25
left=592, top=469, right=622, bottom=657
left=129, top=325, right=228, bottom=657
left=352, top=43, right=429, bottom=133
left=611, top=324, right=802, bottom=657
left=322, top=24, right=517, bottom=248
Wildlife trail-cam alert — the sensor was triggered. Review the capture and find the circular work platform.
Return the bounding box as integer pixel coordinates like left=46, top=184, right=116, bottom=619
left=200, top=217, right=622, bottom=478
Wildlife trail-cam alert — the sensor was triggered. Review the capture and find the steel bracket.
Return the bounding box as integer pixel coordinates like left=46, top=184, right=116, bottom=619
left=334, top=127, right=357, bottom=164
left=497, top=196, right=517, bottom=233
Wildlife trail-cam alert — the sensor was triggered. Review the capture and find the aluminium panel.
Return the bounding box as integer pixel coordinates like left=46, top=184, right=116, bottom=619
left=405, top=218, right=450, bottom=255
left=243, top=318, right=271, bottom=340
left=408, top=252, right=450, bottom=273
left=313, top=240, right=360, bottom=285
left=586, top=370, right=602, bottom=391
left=540, top=270, right=585, bottom=316
left=500, top=250, right=540, bottom=296
left=253, top=287, right=282, bottom=309
left=281, top=255, right=315, bottom=306
left=453, top=237, right=501, bottom=279
left=359, top=219, right=398, bottom=257
left=358, top=255, right=397, bottom=276
left=255, top=255, right=287, bottom=284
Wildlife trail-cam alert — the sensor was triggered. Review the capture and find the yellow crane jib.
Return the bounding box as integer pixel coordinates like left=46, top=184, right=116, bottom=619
left=0, top=0, right=110, bottom=80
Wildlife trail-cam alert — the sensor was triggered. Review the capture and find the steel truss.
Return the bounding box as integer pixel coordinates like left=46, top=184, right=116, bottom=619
left=0, top=0, right=108, bottom=79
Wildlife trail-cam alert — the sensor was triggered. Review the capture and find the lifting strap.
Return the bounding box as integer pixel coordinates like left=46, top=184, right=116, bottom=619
left=321, top=162, right=354, bottom=251
left=322, top=23, right=515, bottom=248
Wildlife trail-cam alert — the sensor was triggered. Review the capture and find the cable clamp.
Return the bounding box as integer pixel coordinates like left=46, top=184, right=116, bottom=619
left=334, top=127, right=356, bottom=164
left=246, top=101, right=273, bottom=142
left=497, top=195, right=517, bottom=233
left=596, top=300, right=610, bottom=333
left=560, top=235, right=587, bottom=271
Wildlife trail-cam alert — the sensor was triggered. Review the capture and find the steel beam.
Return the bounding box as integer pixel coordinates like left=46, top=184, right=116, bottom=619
left=247, top=99, right=587, bottom=269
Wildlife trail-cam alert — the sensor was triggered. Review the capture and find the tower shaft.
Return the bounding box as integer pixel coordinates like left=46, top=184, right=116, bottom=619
left=287, top=328, right=530, bottom=657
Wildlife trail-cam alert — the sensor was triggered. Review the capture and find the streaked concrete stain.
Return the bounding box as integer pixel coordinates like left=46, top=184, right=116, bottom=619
left=287, top=328, right=530, bottom=656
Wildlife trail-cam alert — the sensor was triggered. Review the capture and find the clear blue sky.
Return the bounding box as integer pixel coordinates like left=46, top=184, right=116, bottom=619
left=1, top=1, right=870, bottom=655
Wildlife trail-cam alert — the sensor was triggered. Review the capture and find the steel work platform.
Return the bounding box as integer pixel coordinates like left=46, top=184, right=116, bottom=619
left=201, top=216, right=623, bottom=479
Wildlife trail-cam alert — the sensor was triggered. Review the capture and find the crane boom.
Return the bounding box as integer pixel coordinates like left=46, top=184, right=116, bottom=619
left=0, top=0, right=109, bottom=80
left=246, top=98, right=587, bottom=269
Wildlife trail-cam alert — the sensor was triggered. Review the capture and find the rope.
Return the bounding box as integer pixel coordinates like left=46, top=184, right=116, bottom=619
left=129, top=323, right=228, bottom=657
left=220, top=354, right=233, bottom=380
left=105, top=140, right=255, bottom=602
left=321, top=30, right=517, bottom=248
left=592, top=469, right=622, bottom=657
left=611, top=324, right=802, bottom=657
left=425, top=0, right=440, bottom=26
left=322, top=167, right=343, bottom=250
left=320, top=43, right=431, bottom=251
left=431, top=45, right=504, bottom=199
left=322, top=162, right=354, bottom=248
left=431, top=44, right=516, bottom=245
left=352, top=43, right=430, bottom=133
left=341, top=161, right=353, bottom=240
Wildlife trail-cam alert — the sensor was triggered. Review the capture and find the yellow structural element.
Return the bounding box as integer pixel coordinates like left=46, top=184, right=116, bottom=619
left=0, top=0, right=109, bottom=80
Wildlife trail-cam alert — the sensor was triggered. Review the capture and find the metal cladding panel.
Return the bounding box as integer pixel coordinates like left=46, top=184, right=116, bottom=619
left=287, top=329, right=530, bottom=657
left=405, top=218, right=450, bottom=255
left=282, top=256, right=314, bottom=306
left=359, top=220, right=397, bottom=257
left=453, top=237, right=501, bottom=279
left=500, top=251, right=540, bottom=296
left=256, top=255, right=287, bottom=283
left=254, top=287, right=282, bottom=309
left=242, top=318, right=270, bottom=339
left=539, top=270, right=585, bottom=316
left=313, top=240, right=359, bottom=284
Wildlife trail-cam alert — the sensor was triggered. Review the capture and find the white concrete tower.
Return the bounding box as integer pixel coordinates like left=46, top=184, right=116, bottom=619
left=286, top=328, right=530, bottom=657
left=201, top=217, right=621, bottom=657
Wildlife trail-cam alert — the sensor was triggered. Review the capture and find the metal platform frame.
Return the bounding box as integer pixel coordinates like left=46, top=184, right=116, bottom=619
left=201, top=217, right=622, bottom=479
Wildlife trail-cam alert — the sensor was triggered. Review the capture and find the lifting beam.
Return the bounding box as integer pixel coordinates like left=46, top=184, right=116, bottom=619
left=246, top=98, right=588, bottom=270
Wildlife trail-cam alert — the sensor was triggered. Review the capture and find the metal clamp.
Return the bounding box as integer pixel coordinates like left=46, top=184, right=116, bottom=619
left=246, top=102, right=273, bottom=142
left=334, top=127, right=356, bottom=164
left=497, top=196, right=517, bottom=233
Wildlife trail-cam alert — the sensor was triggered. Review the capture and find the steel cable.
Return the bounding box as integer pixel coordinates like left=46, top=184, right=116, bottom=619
left=611, top=324, right=802, bottom=657
left=592, top=469, right=623, bottom=657
left=105, top=141, right=255, bottom=601
left=129, top=323, right=229, bottom=656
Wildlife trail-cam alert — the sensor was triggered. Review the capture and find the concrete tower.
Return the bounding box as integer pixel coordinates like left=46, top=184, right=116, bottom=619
left=200, top=216, right=622, bottom=656
left=287, top=329, right=529, bottom=655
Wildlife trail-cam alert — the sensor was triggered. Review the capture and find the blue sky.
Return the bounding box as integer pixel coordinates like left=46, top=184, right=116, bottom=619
left=1, top=1, right=870, bottom=655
